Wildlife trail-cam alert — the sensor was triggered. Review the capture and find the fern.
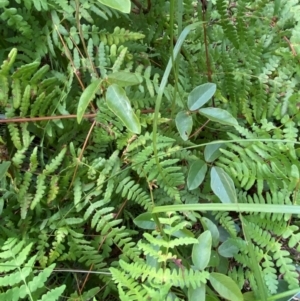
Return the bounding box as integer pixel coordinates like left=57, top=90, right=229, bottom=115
left=1, top=0, right=300, bottom=299
left=0, top=238, right=64, bottom=300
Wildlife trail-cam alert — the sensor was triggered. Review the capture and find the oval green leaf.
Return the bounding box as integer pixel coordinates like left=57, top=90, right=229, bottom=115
left=133, top=212, right=156, bottom=230
left=167, top=226, right=195, bottom=238
left=192, top=230, right=212, bottom=270
left=218, top=239, right=239, bottom=258
left=107, top=71, right=141, bottom=87
left=77, top=79, right=102, bottom=124
left=243, top=292, right=257, bottom=301
left=188, top=83, right=216, bottom=111
left=0, top=161, right=10, bottom=181
left=209, top=272, right=243, bottom=301
left=97, top=0, right=131, bottom=13
left=208, top=250, right=220, bottom=267
left=206, top=295, right=221, bottom=301
left=187, top=160, right=207, bottom=190
left=199, top=108, right=238, bottom=126
left=204, top=143, right=224, bottom=163
left=210, top=167, right=237, bottom=203
left=175, top=111, right=193, bottom=141
left=200, top=217, right=220, bottom=247
left=188, top=284, right=205, bottom=301
left=106, top=84, right=141, bottom=134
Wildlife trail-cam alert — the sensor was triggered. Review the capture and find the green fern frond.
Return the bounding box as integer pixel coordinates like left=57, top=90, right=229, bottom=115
left=0, top=48, right=17, bottom=75
left=110, top=267, right=149, bottom=300
left=216, top=0, right=239, bottom=49
left=116, top=176, right=152, bottom=210
left=143, top=232, right=197, bottom=249
left=262, top=254, right=278, bottom=294
left=118, top=260, right=209, bottom=289
left=273, top=243, right=299, bottom=289
left=7, top=123, right=22, bottom=150
left=0, top=238, right=57, bottom=300
left=37, top=285, right=66, bottom=301
left=213, top=211, right=237, bottom=237
left=43, top=146, right=66, bottom=175
left=12, top=61, right=40, bottom=80
left=30, top=174, right=47, bottom=210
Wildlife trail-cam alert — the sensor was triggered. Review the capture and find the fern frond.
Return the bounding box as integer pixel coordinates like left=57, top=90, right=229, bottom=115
left=216, top=0, right=239, bottom=48
left=119, top=260, right=209, bottom=289
left=110, top=267, right=149, bottom=300
left=12, top=61, right=40, bottom=80
left=112, top=47, right=127, bottom=73
left=43, top=146, right=66, bottom=175
left=116, top=176, right=152, bottom=210
left=30, top=174, right=47, bottom=210
left=7, top=123, right=22, bottom=150
left=37, top=285, right=66, bottom=301
left=0, top=48, right=17, bottom=75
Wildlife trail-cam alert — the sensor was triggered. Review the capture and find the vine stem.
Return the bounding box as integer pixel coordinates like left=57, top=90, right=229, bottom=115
left=0, top=109, right=158, bottom=123
left=189, top=119, right=210, bottom=139
left=0, top=113, right=97, bottom=123
left=68, top=120, right=96, bottom=192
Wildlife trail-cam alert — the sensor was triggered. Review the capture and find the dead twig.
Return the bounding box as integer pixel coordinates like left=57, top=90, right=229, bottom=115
left=0, top=113, right=97, bottom=123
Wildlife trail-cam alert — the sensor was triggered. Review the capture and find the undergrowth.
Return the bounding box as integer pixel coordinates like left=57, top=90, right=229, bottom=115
left=0, top=0, right=299, bottom=300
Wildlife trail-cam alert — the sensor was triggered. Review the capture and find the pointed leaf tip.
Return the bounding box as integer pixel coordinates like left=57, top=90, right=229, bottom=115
left=210, top=167, right=237, bottom=203
left=187, top=160, right=207, bottom=190
left=106, top=84, right=141, bottom=134
left=97, top=0, right=131, bottom=13
left=210, top=272, right=243, bottom=301
left=192, top=230, right=212, bottom=270
left=199, top=108, right=238, bottom=127
left=175, top=111, right=193, bottom=141
left=77, top=79, right=102, bottom=124
left=188, top=83, right=216, bottom=111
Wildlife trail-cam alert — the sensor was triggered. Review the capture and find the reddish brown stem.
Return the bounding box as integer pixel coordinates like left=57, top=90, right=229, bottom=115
left=0, top=113, right=97, bottom=123
left=189, top=119, right=210, bottom=139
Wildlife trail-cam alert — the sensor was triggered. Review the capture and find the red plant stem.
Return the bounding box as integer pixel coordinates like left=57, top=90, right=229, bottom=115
left=0, top=113, right=97, bottom=123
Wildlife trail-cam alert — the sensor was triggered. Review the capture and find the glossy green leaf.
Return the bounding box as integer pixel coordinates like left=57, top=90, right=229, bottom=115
left=209, top=272, right=243, bottom=301
left=204, top=143, right=224, bottom=162
left=199, top=108, right=238, bottom=126
left=188, top=284, right=205, bottom=301
left=97, top=0, right=131, bottom=13
left=168, top=226, right=195, bottom=238
left=77, top=79, right=102, bottom=123
left=243, top=292, right=256, bottom=301
left=192, top=230, right=212, bottom=270
left=218, top=239, right=239, bottom=257
left=200, top=217, right=219, bottom=247
left=107, top=71, right=141, bottom=87
left=187, top=160, right=207, bottom=190
left=106, top=84, right=141, bottom=134
left=188, top=83, right=216, bottom=111
left=133, top=213, right=156, bottom=230
left=175, top=111, right=193, bottom=141
left=0, top=161, right=10, bottom=181
left=206, top=295, right=221, bottom=301
left=210, top=167, right=237, bottom=203
left=208, top=250, right=220, bottom=267
left=217, top=256, right=229, bottom=275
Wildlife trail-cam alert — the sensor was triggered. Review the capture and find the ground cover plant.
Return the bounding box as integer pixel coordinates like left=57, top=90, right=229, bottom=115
left=0, top=0, right=300, bottom=300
